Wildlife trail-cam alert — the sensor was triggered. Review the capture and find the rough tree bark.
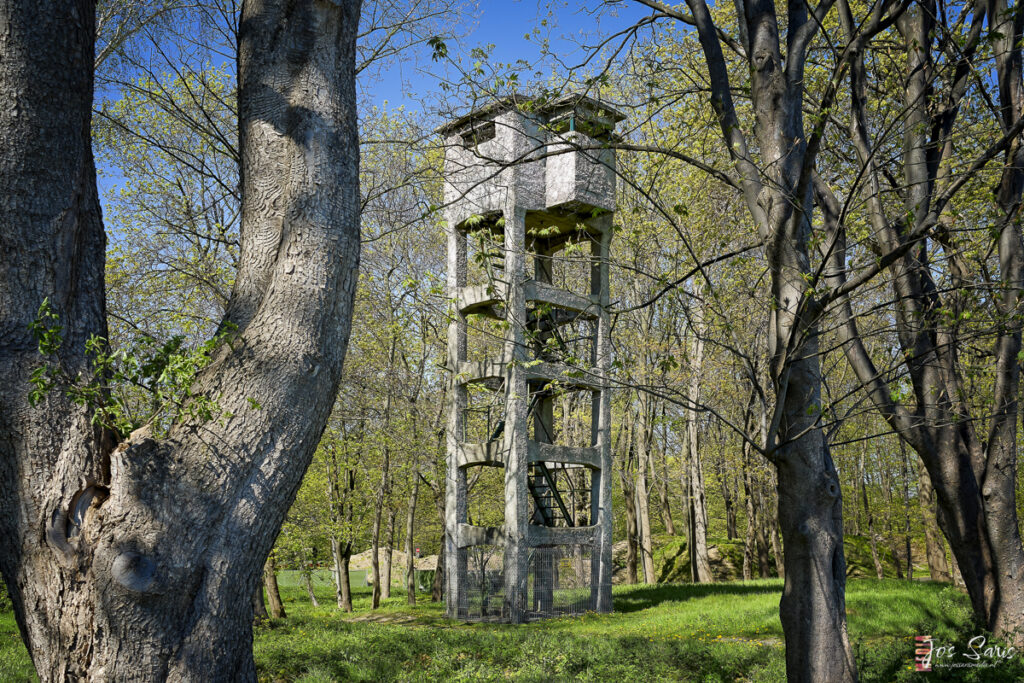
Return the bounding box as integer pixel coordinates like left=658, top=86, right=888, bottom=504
left=916, top=460, right=950, bottom=582
left=263, top=556, right=286, bottom=619
left=0, top=1, right=362, bottom=679
left=677, top=0, right=859, bottom=676
left=812, top=0, right=1024, bottom=645
left=252, top=584, right=269, bottom=622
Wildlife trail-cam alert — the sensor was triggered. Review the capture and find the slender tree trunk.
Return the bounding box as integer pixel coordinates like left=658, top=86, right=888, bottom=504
left=900, top=443, right=914, bottom=581
left=405, top=474, right=419, bottom=605
left=858, top=450, right=884, bottom=580
left=331, top=537, right=353, bottom=612
left=742, top=448, right=757, bottom=581
left=881, top=458, right=904, bottom=580
left=657, top=404, right=677, bottom=535
left=381, top=507, right=396, bottom=600
left=635, top=397, right=656, bottom=584
left=303, top=571, right=319, bottom=607
left=658, top=460, right=677, bottom=535
left=431, top=534, right=444, bottom=602
left=719, top=459, right=738, bottom=540
left=263, top=556, right=286, bottom=619
left=755, top=487, right=772, bottom=579
left=769, top=512, right=784, bottom=579
left=685, top=289, right=713, bottom=582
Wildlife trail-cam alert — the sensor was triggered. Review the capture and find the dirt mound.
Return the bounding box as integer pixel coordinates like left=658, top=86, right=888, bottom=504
left=348, top=548, right=438, bottom=572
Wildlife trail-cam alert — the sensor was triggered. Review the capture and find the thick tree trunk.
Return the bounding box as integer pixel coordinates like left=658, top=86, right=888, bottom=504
left=917, top=460, right=950, bottom=582
left=263, top=557, right=286, bottom=619
left=0, top=1, right=362, bottom=680
left=330, top=536, right=354, bottom=612
left=253, top=584, right=269, bottom=622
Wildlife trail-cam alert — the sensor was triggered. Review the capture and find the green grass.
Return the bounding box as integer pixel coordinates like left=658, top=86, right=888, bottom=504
left=3, top=573, right=1022, bottom=682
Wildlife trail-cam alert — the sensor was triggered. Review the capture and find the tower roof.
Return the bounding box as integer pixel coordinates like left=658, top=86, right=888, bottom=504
left=436, top=93, right=626, bottom=136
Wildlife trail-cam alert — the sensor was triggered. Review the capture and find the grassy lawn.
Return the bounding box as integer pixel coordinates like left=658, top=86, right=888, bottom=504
left=3, top=573, right=1022, bottom=681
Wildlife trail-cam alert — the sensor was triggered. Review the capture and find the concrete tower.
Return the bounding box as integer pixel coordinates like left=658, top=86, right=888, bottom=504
left=440, top=94, right=623, bottom=622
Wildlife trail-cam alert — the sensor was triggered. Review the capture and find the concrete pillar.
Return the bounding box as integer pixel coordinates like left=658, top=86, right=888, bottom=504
left=589, top=216, right=614, bottom=612
left=502, top=203, right=530, bottom=623
left=445, top=217, right=468, bottom=619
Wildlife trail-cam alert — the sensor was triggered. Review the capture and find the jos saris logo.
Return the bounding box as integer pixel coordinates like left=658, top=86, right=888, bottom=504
left=914, top=634, right=1017, bottom=671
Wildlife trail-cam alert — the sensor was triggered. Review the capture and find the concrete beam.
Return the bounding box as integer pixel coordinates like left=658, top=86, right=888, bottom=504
left=457, top=441, right=506, bottom=468
left=527, top=524, right=597, bottom=547
left=527, top=440, right=601, bottom=469
left=524, top=280, right=599, bottom=318
left=457, top=524, right=504, bottom=548
left=457, top=282, right=508, bottom=317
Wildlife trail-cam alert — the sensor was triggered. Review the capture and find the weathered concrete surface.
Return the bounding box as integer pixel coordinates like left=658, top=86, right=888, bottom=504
left=442, top=95, right=621, bottom=621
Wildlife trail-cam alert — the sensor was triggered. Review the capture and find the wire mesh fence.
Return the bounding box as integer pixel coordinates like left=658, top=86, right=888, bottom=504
left=526, top=545, right=592, bottom=619
left=460, top=544, right=505, bottom=621
left=457, top=544, right=593, bottom=622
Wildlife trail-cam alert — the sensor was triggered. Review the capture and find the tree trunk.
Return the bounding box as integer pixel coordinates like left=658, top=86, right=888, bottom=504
left=755, top=487, right=772, bottom=579
left=656, top=404, right=677, bottom=535
left=900, top=443, right=914, bottom=581
left=634, top=397, right=656, bottom=584
left=858, top=450, right=884, bottom=580
left=0, top=1, right=362, bottom=680
left=331, top=537, right=353, bottom=612
left=617, top=417, right=639, bottom=585
left=880, top=457, right=904, bottom=580
left=405, top=474, right=419, bottom=605
left=769, top=511, right=784, bottom=580
left=916, top=460, right=950, bottom=582
left=381, top=507, right=396, bottom=600
left=263, top=556, right=286, bottom=619
left=303, top=571, right=319, bottom=608
left=685, top=288, right=713, bottom=582
left=621, top=466, right=639, bottom=585
left=658, top=458, right=677, bottom=536
left=719, top=459, right=738, bottom=541
left=431, top=536, right=444, bottom=602
left=370, top=504, right=382, bottom=607
left=742, top=448, right=757, bottom=582
left=253, top=584, right=269, bottom=622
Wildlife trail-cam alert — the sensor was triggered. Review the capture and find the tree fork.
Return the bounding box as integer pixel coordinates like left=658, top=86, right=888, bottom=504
left=0, top=0, right=363, bottom=679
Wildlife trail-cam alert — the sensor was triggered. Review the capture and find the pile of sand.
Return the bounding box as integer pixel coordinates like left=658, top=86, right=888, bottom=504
left=347, top=548, right=439, bottom=571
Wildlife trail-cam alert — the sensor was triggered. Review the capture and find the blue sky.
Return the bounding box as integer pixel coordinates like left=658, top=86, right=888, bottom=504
left=362, top=0, right=653, bottom=113
left=96, top=2, right=656, bottom=208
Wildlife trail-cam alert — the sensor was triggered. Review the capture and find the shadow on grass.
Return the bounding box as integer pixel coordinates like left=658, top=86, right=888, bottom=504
left=613, top=581, right=782, bottom=614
